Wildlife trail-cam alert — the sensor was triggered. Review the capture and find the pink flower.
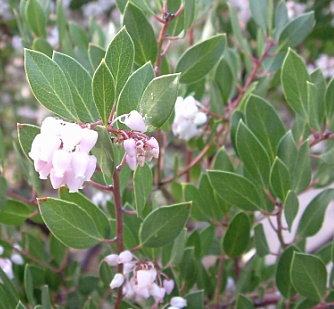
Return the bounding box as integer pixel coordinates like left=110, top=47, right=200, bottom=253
left=122, top=110, right=147, bottom=132
left=110, top=273, right=125, bottom=289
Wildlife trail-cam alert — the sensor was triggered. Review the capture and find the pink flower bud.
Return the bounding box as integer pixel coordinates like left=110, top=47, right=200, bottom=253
left=163, top=279, right=174, bottom=295
left=137, top=155, right=145, bottom=167
left=34, top=157, right=48, bottom=172
left=104, top=254, right=119, bottom=266
left=193, top=112, right=207, bottom=125
left=84, top=155, right=97, bottom=181
left=64, top=169, right=84, bottom=193
left=126, top=154, right=137, bottom=171
left=118, top=250, right=133, bottom=264
left=10, top=253, right=24, bottom=265
left=170, top=296, right=187, bottom=308
left=150, top=283, right=166, bottom=302
left=29, top=133, right=43, bottom=160
left=60, top=123, right=82, bottom=151
left=38, top=160, right=53, bottom=179
left=0, top=258, right=14, bottom=279
left=39, top=135, right=61, bottom=162
left=124, top=110, right=147, bottom=132
left=50, top=168, right=65, bottom=189
left=79, top=129, right=98, bottom=153
left=124, top=139, right=137, bottom=157
left=137, top=269, right=157, bottom=289
left=52, top=149, right=71, bottom=177
left=110, top=273, right=125, bottom=289
left=71, top=152, right=89, bottom=179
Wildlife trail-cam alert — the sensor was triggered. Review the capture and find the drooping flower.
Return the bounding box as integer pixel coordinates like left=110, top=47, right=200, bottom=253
left=172, top=96, right=207, bottom=141
left=170, top=296, right=188, bottom=308
left=121, top=110, right=147, bottom=133
left=110, top=273, right=125, bottom=289
left=29, top=117, right=98, bottom=193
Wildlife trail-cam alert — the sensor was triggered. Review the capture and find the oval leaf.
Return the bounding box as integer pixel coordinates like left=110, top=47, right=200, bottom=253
left=134, top=162, right=152, bottom=217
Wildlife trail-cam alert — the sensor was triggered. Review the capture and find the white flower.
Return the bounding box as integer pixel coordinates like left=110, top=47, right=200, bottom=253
left=110, top=273, right=125, bottom=289
left=118, top=250, right=133, bottom=264
left=172, top=96, right=207, bottom=141
left=0, top=246, right=4, bottom=256
left=136, top=269, right=157, bottom=289
left=10, top=253, right=24, bottom=265
left=170, top=296, right=187, bottom=308
left=149, top=283, right=165, bottom=302
left=0, top=258, right=14, bottom=280
left=104, top=254, right=119, bottom=266
left=163, top=279, right=175, bottom=294
left=122, top=111, right=147, bottom=133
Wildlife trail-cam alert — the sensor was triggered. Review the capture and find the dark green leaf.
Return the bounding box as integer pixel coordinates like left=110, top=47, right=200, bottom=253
left=38, top=197, right=100, bottom=249
left=140, top=202, right=191, bottom=247
left=123, top=2, right=158, bottom=66
left=176, top=34, right=226, bottom=84
left=292, top=139, right=311, bottom=193
left=41, top=285, right=51, bottom=309
left=88, top=44, right=106, bottom=72
left=134, top=163, right=152, bottom=217
left=291, top=252, right=327, bottom=302
left=32, top=38, right=53, bottom=57
left=297, top=189, right=334, bottom=238
left=284, top=190, right=299, bottom=232
left=215, top=57, right=235, bottom=104
left=270, top=157, right=291, bottom=201
left=236, top=295, right=255, bottom=309
left=16, top=302, right=28, bottom=309
left=274, top=1, right=288, bottom=39
left=0, top=267, right=19, bottom=306
left=184, top=290, right=204, bottom=309
left=105, top=27, right=134, bottom=98
left=306, top=81, right=320, bottom=131
left=325, top=77, right=334, bottom=122
left=212, top=147, right=234, bottom=172
left=277, top=131, right=298, bottom=172
left=0, top=125, right=5, bottom=170
left=24, top=265, right=34, bottom=307
left=0, top=176, right=7, bottom=210
left=0, top=200, right=31, bottom=225
left=92, top=59, right=115, bottom=126
left=53, top=51, right=99, bottom=122
left=254, top=223, right=270, bottom=257
left=139, top=74, right=180, bottom=132
left=223, top=212, right=251, bottom=257
left=49, top=234, right=67, bottom=266
left=208, top=170, right=262, bottom=211
left=24, top=49, right=78, bottom=121
left=170, top=228, right=187, bottom=265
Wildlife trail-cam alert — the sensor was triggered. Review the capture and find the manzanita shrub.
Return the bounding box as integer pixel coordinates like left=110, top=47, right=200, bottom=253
left=2, top=0, right=334, bottom=308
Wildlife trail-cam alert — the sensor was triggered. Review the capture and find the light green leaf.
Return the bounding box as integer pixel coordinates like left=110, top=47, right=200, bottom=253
left=254, top=223, right=270, bottom=257
left=38, top=197, right=100, bottom=249
left=49, top=235, right=67, bottom=266
left=278, top=12, right=314, bottom=51
left=284, top=190, right=299, bottom=232
left=274, top=0, right=288, bottom=39
left=245, top=95, right=286, bottom=161
left=208, top=170, right=262, bottom=211
left=92, top=59, right=115, bottom=126
left=32, top=38, right=53, bottom=58
left=88, top=44, right=106, bottom=72
left=176, top=34, right=226, bottom=84
left=170, top=228, right=187, bottom=265
left=236, top=121, right=271, bottom=187
left=41, top=285, right=51, bottom=309
left=281, top=48, right=309, bottom=118
left=26, top=0, right=47, bottom=37
left=123, top=2, right=158, bottom=66
left=16, top=302, right=28, bottom=309
left=277, top=131, right=298, bottom=172
left=53, top=51, right=99, bottom=122
left=276, top=245, right=299, bottom=298
left=139, top=73, right=180, bottom=132
left=292, top=139, right=311, bottom=193
left=24, top=265, right=34, bottom=307
left=116, top=62, right=155, bottom=126
left=291, top=252, right=327, bottom=302
left=249, top=0, right=268, bottom=32
left=56, top=0, right=67, bottom=47
left=69, top=21, right=89, bottom=51
left=183, top=183, right=210, bottom=221
left=134, top=163, right=152, bottom=217
left=105, top=27, right=134, bottom=98
left=90, top=126, right=115, bottom=179
left=140, top=202, right=191, bottom=247
left=0, top=200, right=31, bottom=225
left=212, top=147, right=234, bottom=172
left=24, top=49, right=78, bottom=121
left=223, top=212, right=251, bottom=257
left=270, top=157, right=291, bottom=201
left=297, top=189, right=334, bottom=238
left=306, top=81, right=320, bottom=131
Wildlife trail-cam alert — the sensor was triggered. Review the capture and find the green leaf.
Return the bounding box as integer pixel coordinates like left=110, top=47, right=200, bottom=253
left=223, top=212, right=251, bottom=257
left=208, top=171, right=262, bottom=211
left=16, top=302, right=28, bottom=309
left=0, top=200, right=31, bottom=225
left=277, top=131, right=298, bottom=172
left=270, top=157, right=291, bottom=201
left=292, top=139, right=311, bottom=193
left=325, top=77, right=334, bottom=122
left=284, top=190, right=299, bottom=232
left=116, top=62, right=155, bottom=125
left=236, top=121, right=271, bottom=187
left=140, top=202, right=191, bottom=247
left=212, top=147, right=234, bottom=172
left=184, top=290, right=204, bottom=309
left=245, top=95, right=286, bottom=161
left=176, top=34, right=226, bottom=84
left=297, top=189, right=334, bottom=238
left=53, top=51, right=99, bottom=123
left=99, top=260, right=114, bottom=287
left=69, top=21, right=89, bottom=50
left=41, top=285, right=51, bottom=309
left=0, top=176, right=7, bottom=210
left=0, top=125, right=5, bottom=170
left=274, top=1, right=288, bottom=39
left=32, top=38, right=53, bottom=58
left=105, top=27, right=134, bottom=98
left=56, top=0, right=67, bottom=47
left=92, top=59, right=115, bottom=126
left=90, top=126, right=115, bottom=179
left=123, top=2, right=158, bottom=66
left=249, top=0, right=268, bottom=32
left=170, top=228, right=187, bottom=265
left=254, top=223, right=270, bottom=257
left=139, top=73, right=180, bottom=132
left=276, top=245, right=299, bottom=299
left=291, top=252, right=327, bottom=302
left=88, top=44, right=106, bottom=72
left=310, top=68, right=326, bottom=125
left=26, top=0, right=47, bottom=37
left=0, top=267, right=19, bottom=306
left=24, top=265, right=34, bottom=307
left=59, top=187, right=111, bottom=238
left=24, top=49, right=78, bottom=121
left=38, top=197, right=100, bottom=249
left=278, top=12, right=314, bottom=51
left=236, top=295, right=255, bottom=309
left=215, top=57, right=235, bottom=104
left=183, top=183, right=210, bottom=221
left=134, top=163, right=152, bottom=217
left=281, top=48, right=309, bottom=118
left=17, top=124, right=40, bottom=160
left=306, top=81, right=320, bottom=131
left=49, top=235, right=67, bottom=266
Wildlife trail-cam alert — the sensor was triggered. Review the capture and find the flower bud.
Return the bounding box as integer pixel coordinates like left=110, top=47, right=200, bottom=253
left=84, top=155, right=97, bottom=181
left=110, top=273, right=125, bottom=289
left=10, top=253, right=24, bottom=265
left=79, top=129, right=98, bottom=153
left=163, top=279, right=174, bottom=295
left=0, top=258, right=14, bottom=280
left=52, top=149, right=71, bottom=177
left=170, top=296, right=187, bottom=308
left=124, top=139, right=137, bottom=157
left=64, top=169, right=84, bottom=193
left=123, top=110, right=147, bottom=132
left=60, top=123, right=82, bottom=151
left=193, top=112, right=207, bottom=125
left=126, top=154, right=137, bottom=171
left=50, top=168, right=64, bottom=189
left=71, top=152, right=89, bottom=179
left=0, top=246, right=4, bottom=256
left=41, top=117, right=63, bottom=136
left=104, top=254, right=119, bottom=266
left=118, top=250, right=133, bottom=264
left=150, top=283, right=165, bottom=302
left=137, top=269, right=157, bottom=289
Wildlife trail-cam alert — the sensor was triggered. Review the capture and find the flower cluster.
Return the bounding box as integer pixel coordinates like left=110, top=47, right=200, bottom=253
left=105, top=251, right=186, bottom=308
left=0, top=244, right=24, bottom=282
left=172, top=96, right=207, bottom=141
left=115, top=110, right=159, bottom=171
left=29, top=117, right=98, bottom=193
